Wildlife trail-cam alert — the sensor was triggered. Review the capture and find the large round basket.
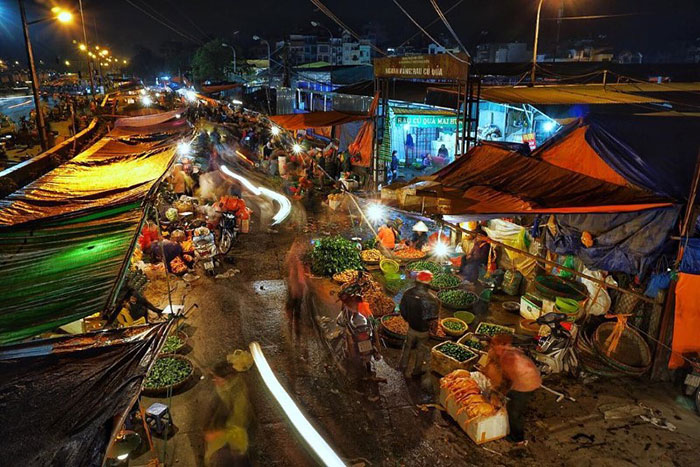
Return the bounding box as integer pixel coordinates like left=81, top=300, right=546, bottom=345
left=161, top=330, right=189, bottom=354
left=437, top=290, right=478, bottom=311
left=440, top=317, right=468, bottom=337
left=428, top=274, right=462, bottom=291
left=380, top=313, right=408, bottom=340
left=142, top=354, right=195, bottom=396
left=592, top=322, right=651, bottom=376
left=392, top=250, right=427, bottom=263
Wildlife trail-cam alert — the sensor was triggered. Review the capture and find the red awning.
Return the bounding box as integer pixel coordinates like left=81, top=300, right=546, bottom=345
left=409, top=142, right=674, bottom=215
left=269, top=111, right=369, bottom=130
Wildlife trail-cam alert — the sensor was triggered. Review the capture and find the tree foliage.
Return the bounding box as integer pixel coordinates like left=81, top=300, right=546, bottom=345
left=191, top=39, right=232, bottom=83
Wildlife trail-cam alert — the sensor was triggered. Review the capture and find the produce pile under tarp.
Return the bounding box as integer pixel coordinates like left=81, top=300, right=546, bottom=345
left=0, top=112, right=189, bottom=344
left=0, top=323, right=170, bottom=466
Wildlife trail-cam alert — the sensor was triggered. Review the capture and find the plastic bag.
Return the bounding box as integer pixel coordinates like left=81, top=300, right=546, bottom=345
left=581, top=267, right=616, bottom=316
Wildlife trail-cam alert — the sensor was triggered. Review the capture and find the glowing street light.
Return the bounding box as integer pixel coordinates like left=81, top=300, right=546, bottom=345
left=292, top=143, right=302, bottom=154
left=141, top=95, right=152, bottom=106
left=177, top=141, right=191, bottom=156
left=50, top=7, right=73, bottom=24
left=78, top=43, right=87, bottom=51
left=270, top=126, right=280, bottom=136
left=433, top=241, right=450, bottom=258
left=64, top=60, right=70, bottom=66
left=366, top=203, right=386, bottom=224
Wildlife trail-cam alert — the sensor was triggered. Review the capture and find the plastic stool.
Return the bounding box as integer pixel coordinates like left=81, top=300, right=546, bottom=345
left=145, top=403, right=172, bottom=437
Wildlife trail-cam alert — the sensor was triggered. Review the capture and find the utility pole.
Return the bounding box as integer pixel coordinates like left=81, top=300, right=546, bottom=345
left=531, top=0, right=545, bottom=85
left=78, top=0, right=96, bottom=96
left=18, top=0, right=48, bottom=150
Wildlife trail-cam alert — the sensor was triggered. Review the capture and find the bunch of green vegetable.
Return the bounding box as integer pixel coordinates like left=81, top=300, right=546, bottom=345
left=406, top=260, right=442, bottom=274
left=161, top=335, right=184, bottom=354
left=475, top=322, right=514, bottom=337
left=310, top=236, right=363, bottom=276
left=437, top=342, right=476, bottom=362
left=431, top=273, right=460, bottom=289
left=442, top=320, right=466, bottom=331
left=438, top=289, right=477, bottom=308
left=144, top=356, right=192, bottom=389
left=362, top=237, right=378, bottom=250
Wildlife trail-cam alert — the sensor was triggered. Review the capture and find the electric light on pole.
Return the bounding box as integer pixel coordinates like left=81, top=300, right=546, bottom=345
left=253, top=35, right=271, bottom=88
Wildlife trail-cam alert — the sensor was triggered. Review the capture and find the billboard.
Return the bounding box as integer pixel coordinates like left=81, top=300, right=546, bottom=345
left=374, top=54, right=469, bottom=80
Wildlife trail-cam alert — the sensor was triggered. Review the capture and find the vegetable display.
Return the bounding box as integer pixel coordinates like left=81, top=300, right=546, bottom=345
left=431, top=273, right=460, bottom=289
left=460, top=338, right=484, bottom=351
left=144, top=356, right=192, bottom=389
left=442, top=320, right=466, bottom=332
left=474, top=322, right=515, bottom=337
left=310, top=236, right=363, bottom=276
left=394, top=248, right=426, bottom=260
left=438, top=290, right=477, bottom=308
left=406, top=260, right=442, bottom=274
left=333, top=269, right=360, bottom=283
left=436, top=342, right=476, bottom=362
left=382, top=315, right=408, bottom=335
left=360, top=249, right=382, bottom=263
left=161, top=335, right=184, bottom=354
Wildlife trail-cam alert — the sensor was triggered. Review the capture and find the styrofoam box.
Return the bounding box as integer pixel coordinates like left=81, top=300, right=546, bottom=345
left=439, top=387, right=509, bottom=444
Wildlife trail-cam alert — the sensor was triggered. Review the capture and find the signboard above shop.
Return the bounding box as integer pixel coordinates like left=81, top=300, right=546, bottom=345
left=374, top=54, right=469, bottom=80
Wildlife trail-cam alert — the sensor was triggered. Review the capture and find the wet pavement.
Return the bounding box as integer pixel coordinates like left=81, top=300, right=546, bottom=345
left=134, top=164, right=700, bottom=467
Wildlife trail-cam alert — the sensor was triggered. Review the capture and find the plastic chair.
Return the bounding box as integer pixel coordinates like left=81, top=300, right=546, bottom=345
left=145, top=402, right=172, bottom=437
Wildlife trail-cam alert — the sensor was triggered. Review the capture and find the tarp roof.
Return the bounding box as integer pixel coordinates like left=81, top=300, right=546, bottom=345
left=269, top=110, right=369, bottom=130
left=406, top=141, right=673, bottom=215
left=533, top=113, right=700, bottom=201
left=0, top=323, right=169, bottom=466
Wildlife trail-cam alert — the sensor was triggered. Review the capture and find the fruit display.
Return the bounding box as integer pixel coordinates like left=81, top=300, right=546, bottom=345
left=169, top=257, right=188, bottom=275
left=460, top=337, right=485, bottom=351
left=440, top=318, right=467, bottom=337
left=440, top=370, right=497, bottom=419
left=435, top=342, right=476, bottom=362
left=310, top=236, right=363, bottom=276
left=361, top=249, right=382, bottom=263
left=406, top=260, right=442, bottom=274
left=381, top=314, right=408, bottom=336
left=181, top=240, right=194, bottom=254
left=431, top=273, right=461, bottom=289
left=144, top=355, right=193, bottom=390
left=342, top=272, right=396, bottom=317
left=393, top=247, right=426, bottom=260
left=437, top=289, right=477, bottom=309
left=474, top=322, right=515, bottom=337
left=333, top=269, right=360, bottom=283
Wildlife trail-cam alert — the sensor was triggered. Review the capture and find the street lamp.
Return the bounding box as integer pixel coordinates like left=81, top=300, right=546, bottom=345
left=221, top=43, right=237, bottom=76
left=311, top=20, right=335, bottom=67
left=531, top=0, right=545, bottom=85
left=253, top=35, right=271, bottom=88
left=18, top=1, right=74, bottom=151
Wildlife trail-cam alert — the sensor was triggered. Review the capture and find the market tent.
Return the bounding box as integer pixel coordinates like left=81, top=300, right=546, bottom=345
left=0, top=114, right=189, bottom=344
left=533, top=113, right=700, bottom=201
left=0, top=323, right=169, bottom=466
left=269, top=110, right=369, bottom=130
left=400, top=141, right=673, bottom=215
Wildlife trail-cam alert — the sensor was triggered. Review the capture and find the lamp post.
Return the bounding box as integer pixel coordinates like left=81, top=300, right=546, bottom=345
left=253, top=35, right=271, bottom=88
left=78, top=0, right=96, bottom=97
left=311, top=20, right=335, bottom=67
left=18, top=2, right=73, bottom=151
left=530, top=0, right=545, bottom=85
left=221, top=43, right=236, bottom=76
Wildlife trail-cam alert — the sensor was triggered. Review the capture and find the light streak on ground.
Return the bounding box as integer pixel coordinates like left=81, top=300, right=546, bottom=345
left=249, top=342, right=346, bottom=467
left=220, top=165, right=292, bottom=225
left=7, top=99, right=32, bottom=109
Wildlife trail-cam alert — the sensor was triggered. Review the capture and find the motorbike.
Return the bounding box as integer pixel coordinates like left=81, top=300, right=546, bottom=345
left=336, top=305, right=380, bottom=376
left=517, top=312, right=579, bottom=376
left=218, top=211, right=238, bottom=255
left=193, top=227, right=217, bottom=276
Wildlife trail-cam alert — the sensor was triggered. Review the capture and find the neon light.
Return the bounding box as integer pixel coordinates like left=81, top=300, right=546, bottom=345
left=249, top=342, right=345, bottom=467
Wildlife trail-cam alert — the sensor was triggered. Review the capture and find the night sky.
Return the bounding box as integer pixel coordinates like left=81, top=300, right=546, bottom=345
left=0, top=0, right=698, bottom=63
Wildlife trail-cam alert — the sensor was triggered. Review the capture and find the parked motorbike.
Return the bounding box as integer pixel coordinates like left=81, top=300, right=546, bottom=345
left=512, top=312, right=579, bottom=376
left=335, top=279, right=381, bottom=377
left=218, top=211, right=238, bottom=255
left=193, top=227, right=217, bottom=276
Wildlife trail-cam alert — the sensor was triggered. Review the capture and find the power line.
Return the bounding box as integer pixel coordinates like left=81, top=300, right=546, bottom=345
left=163, top=0, right=213, bottom=42
left=428, top=0, right=470, bottom=58
left=391, top=0, right=467, bottom=63
left=308, top=0, right=386, bottom=56
left=131, top=0, right=208, bottom=44
left=397, top=0, right=464, bottom=49
left=123, top=0, right=204, bottom=45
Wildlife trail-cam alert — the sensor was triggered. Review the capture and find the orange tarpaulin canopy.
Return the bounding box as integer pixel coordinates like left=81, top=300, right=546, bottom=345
left=269, top=111, right=369, bottom=131
left=405, top=142, right=674, bottom=215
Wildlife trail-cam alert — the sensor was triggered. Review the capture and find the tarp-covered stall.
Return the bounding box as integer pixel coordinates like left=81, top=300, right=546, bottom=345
left=269, top=110, right=369, bottom=131
left=0, top=114, right=189, bottom=344
left=0, top=324, right=170, bottom=466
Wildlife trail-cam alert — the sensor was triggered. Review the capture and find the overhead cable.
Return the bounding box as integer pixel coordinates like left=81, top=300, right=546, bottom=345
left=428, top=0, right=471, bottom=58
left=308, top=0, right=386, bottom=56
left=397, top=0, right=464, bottom=49
left=391, top=0, right=468, bottom=63
left=123, top=0, right=204, bottom=44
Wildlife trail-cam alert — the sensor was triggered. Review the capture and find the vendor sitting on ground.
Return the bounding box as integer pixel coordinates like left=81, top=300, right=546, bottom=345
left=377, top=218, right=403, bottom=250
left=483, top=334, right=541, bottom=445
left=123, top=287, right=163, bottom=324
left=398, top=271, right=439, bottom=378
left=408, top=221, right=429, bottom=250
left=149, top=232, right=184, bottom=272
left=459, top=224, right=490, bottom=283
